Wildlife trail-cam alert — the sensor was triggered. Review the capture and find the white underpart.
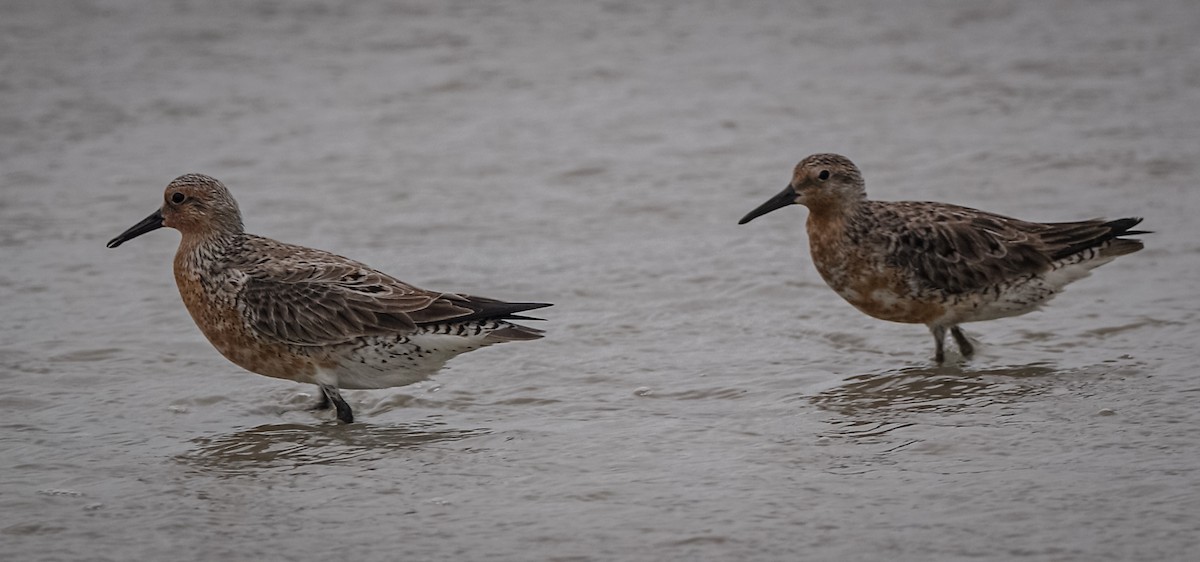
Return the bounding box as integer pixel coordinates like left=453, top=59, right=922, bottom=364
left=942, top=247, right=1119, bottom=326
left=325, top=327, right=508, bottom=390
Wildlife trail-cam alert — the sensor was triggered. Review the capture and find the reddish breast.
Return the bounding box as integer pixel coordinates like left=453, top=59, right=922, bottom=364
left=173, top=254, right=317, bottom=382
left=806, top=212, right=944, bottom=325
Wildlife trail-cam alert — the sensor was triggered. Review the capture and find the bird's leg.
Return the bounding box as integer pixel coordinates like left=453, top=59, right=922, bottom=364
left=930, top=325, right=947, bottom=364
left=309, top=389, right=332, bottom=411
left=319, top=384, right=354, bottom=424
left=950, top=326, right=975, bottom=359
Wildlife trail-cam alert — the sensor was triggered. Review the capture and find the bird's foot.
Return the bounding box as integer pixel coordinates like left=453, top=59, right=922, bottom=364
left=318, top=384, right=354, bottom=424
left=931, top=325, right=947, bottom=364
left=309, top=391, right=332, bottom=411
left=950, top=326, right=975, bottom=359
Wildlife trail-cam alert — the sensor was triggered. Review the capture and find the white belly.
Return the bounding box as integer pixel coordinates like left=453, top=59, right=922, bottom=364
left=322, top=331, right=499, bottom=390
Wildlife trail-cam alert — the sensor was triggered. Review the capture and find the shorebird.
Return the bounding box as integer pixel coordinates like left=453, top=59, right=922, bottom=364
left=108, top=174, right=550, bottom=423
left=739, top=153, right=1147, bottom=363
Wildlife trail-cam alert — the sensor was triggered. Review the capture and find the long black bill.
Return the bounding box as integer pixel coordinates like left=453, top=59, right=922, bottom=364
left=107, top=209, right=165, bottom=248
left=738, top=184, right=798, bottom=225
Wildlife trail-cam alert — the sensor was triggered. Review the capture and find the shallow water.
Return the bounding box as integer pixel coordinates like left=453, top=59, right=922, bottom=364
left=3, top=1, right=1200, bottom=560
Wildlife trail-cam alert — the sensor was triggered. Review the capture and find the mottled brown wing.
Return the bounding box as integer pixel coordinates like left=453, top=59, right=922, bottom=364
left=881, top=202, right=1144, bottom=295
left=235, top=241, right=477, bottom=346
left=880, top=202, right=1053, bottom=294
left=1034, top=217, right=1146, bottom=261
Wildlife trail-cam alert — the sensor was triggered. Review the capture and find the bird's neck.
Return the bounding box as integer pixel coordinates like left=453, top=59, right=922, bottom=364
left=175, top=231, right=241, bottom=279
left=804, top=194, right=863, bottom=225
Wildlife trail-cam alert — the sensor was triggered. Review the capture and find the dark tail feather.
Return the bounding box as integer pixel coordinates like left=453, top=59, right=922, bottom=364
left=1104, top=217, right=1148, bottom=236
left=454, top=298, right=553, bottom=324
left=1050, top=217, right=1148, bottom=260
left=466, top=300, right=551, bottom=342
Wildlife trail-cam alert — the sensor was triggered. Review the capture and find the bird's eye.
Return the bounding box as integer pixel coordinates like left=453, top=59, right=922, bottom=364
left=817, top=170, right=830, bottom=181
left=171, top=192, right=186, bottom=204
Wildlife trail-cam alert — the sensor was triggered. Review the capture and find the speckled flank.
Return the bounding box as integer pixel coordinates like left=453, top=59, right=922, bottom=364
left=741, top=153, right=1147, bottom=363
left=109, top=174, right=551, bottom=422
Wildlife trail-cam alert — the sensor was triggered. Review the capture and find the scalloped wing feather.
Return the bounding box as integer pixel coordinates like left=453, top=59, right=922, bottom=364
left=878, top=202, right=1141, bottom=295
left=234, top=237, right=476, bottom=346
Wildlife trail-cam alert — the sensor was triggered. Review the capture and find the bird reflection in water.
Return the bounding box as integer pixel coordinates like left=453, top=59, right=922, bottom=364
left=178, top=420, right=487, bottom=472
left=813, top=363, right=1057, bottom=416
left=810, top=363, right=1058, bottom=445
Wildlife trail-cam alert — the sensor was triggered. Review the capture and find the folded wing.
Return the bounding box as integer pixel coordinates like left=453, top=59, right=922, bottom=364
left=235, top=240, right=549, bottom=346
left=881, top=202, right=1144, bottom=295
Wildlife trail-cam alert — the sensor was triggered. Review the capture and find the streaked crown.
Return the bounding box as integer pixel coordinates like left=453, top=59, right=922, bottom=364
left=161, top=174, right=245, bottom=236
left=793, top=153, right=865, bottom=191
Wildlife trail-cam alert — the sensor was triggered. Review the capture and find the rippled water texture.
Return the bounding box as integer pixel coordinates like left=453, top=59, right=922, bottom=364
left=2, top=1, right=1199, bottom=560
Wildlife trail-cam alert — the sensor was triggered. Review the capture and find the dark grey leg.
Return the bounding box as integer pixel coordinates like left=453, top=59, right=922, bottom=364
left=310, top=389, right=332, bottom=411
left=950, top=326, right=974, bottom=359
left=931, top=325, right=947, bottom=364
left=319, top=384, right=354, bottom=424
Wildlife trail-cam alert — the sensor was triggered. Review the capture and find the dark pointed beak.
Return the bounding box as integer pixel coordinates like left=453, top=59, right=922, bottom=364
left=107, top=209, right=164, bottom=248
left=738, top=184, right=798, bottom=225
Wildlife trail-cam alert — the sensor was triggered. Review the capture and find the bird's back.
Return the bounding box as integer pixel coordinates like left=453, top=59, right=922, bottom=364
left=850, top=200, right=1145, bottom=324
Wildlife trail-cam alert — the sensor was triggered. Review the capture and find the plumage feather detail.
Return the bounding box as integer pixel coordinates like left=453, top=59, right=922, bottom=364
left=874, top=202, right=1145, bottom=295
left=231, top=236, right=548, bottom=347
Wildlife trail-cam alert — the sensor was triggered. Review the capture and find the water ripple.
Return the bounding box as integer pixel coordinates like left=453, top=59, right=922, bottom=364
left=811, top=363, right=1058, bottom=418
left=177, top=420, right=487, bottom=474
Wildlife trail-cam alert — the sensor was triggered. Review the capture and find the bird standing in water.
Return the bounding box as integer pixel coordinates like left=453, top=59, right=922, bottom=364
left=108, top=174, right=550, bottom=423
left=739, top=153, right=1146, bottom=363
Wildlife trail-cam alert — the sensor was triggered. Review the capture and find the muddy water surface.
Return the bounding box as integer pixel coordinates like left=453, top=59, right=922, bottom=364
left=2, top=1, right=1199, bottom=560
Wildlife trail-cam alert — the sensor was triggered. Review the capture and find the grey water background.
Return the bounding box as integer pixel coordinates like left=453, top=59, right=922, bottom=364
left=2, top=1, right=1199, bottom=560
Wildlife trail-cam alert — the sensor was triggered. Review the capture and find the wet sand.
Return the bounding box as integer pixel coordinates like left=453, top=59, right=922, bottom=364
left=2, top=1, right=1199, bottom=560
